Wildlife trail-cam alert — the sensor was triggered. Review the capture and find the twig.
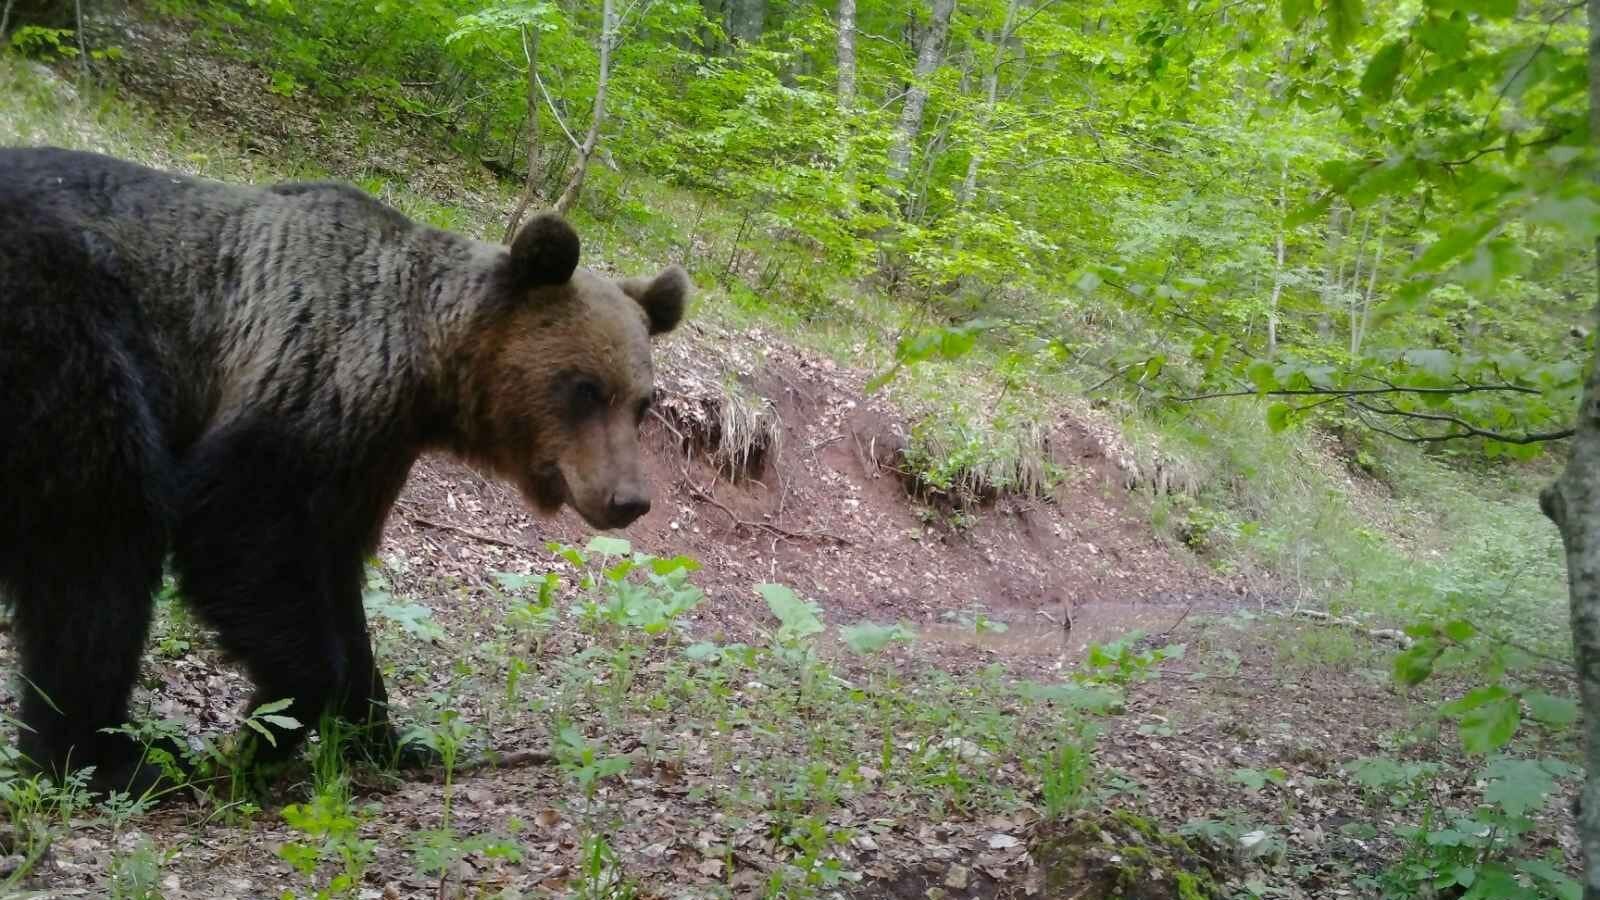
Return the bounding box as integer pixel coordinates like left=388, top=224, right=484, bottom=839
left=1172, top=383, right=1542, bottom=401
left=407, top=515, right=526, bottom=550
left=1349, top=399, right=1574, bottom=444
left=1156, top=599, right=1197, bottom=640
left=1086, top=363, right=1140, bottom=394
left=454, top=748, right=556, bottom=774
left=686, top=483, right=851, bottom=545
left=1274, top=608, right=1413, bottom=648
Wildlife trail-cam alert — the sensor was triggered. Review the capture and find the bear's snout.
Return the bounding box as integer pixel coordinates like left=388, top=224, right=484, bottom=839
left=605, top=487, right=651, bottom=527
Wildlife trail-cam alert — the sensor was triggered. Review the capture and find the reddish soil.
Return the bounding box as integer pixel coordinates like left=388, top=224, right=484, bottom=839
left=381, top=319, right=1240, bottom=647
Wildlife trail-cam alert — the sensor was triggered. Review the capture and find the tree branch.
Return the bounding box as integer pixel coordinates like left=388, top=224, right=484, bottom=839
left=1171, top=383, right=1543, bottom=401
left=1349, top=399, right=1574, bottom=444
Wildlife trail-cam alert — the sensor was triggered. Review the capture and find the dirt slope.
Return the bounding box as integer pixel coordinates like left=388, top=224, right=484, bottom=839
left=381, top=320, right=1237, bottom=648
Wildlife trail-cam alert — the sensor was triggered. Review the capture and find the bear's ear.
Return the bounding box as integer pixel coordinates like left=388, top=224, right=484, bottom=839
left=507, top=213, right=581, bottom=288
left=620, top=265, right=688, bottom=336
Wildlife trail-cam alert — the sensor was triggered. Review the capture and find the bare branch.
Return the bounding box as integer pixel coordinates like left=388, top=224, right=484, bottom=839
left=1349, top=399, right=1573, bottom=444
left=1171, top=383, right=1543, bottom=401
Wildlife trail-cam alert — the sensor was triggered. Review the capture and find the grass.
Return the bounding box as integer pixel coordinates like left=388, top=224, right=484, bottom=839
left=1125, top=394, right=1569, bottom=653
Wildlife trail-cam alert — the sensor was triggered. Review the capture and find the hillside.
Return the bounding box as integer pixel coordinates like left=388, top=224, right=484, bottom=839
left=0, top=3, right=1588, bottom=897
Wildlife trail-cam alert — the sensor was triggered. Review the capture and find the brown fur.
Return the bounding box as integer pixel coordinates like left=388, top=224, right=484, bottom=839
left=0, top=147, right=688, bottom=795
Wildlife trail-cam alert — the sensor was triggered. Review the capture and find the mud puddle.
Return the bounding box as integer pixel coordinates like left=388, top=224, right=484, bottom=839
left=916, top=602, right=1187, bottom=668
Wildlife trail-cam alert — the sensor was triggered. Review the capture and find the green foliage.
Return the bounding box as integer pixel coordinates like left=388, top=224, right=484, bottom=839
left=1082, top=631, right=1185, bottom=688
left=1376, top=754, right=1581, bottom=900
left=839, top=621, right=913, bottom=655
left=278, top=787, right=374, bottom=899
left=552, top=538, right=705, bottom=635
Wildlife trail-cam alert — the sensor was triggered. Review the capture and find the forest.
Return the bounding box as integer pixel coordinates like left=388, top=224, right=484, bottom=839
left=0, top=0, right=1597, bottom=896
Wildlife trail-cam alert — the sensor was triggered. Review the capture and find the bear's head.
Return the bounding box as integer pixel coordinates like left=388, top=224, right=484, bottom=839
left=459, top=213, right=686, bottom=531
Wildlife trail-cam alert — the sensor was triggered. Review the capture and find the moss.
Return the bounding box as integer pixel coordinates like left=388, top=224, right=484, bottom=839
left=1033, top=809, right=1230, bottom=900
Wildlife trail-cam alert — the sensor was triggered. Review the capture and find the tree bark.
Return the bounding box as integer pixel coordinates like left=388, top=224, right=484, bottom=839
left=503, top=24, right=543, bottom=244
left=1542, top=2, right=1600, bottom=897
left=958, top=0, right=1022, bottom=206
left=554, top=0, right=614, bottom=217
left=887, top=0, right=956, bottom=185
left=1317, top=200, right=1346, bottom=342
left=836, top=0, right=856, bottom=110
left=1267, top=159, right=1288, bottom=358
left=726, top=0, right=765, bottom=44
left=1351, top=209, right=1387, bottom=357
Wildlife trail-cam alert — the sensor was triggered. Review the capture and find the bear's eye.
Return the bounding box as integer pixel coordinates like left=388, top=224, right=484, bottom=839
left=566, top=376, right=607, bottom=420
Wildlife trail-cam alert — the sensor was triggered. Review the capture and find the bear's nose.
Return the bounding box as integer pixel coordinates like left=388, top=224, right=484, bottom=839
left=607, top=490, right=651, bottom=526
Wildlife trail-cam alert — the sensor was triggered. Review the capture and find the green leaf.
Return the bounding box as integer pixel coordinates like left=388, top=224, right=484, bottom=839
left=1247, top=361, right=1279, bottom=392
left=245, top=718, right=278, bottom=747
left=1417, top=14, right=1469, bottom=58
left=1266, top=402, right=1294, bottom=433
left=1518, top=858, right=1583, bottom=900
left=1346, top=157, right=1420, bottom=205
left=1428, top=0, right=1516, bottom=18
left=1415, top=219, right=1497, bottom=272
left=585, top=536, right=631, bottom=558
left=1442, top=683, right=1510, bottom=715
left=1523, top=692, right=1579, bottom=727
left=684, top=641, right=721, bottom=661
left=251, top=697, right=296, bottom=717
left=1287, top=193, right=1334, bottom=227
left=1360, top=40, right=1407, bottom=102
left=1483, top=757, right=1559, bottom=817
left=1282, top=0, right=1315, bottom=27
left=757, top=582, right=825, bottom=643
left=650, top=554, right=702, bottom=575
left=1404, top=348, right=1456, bottom=378
left=1325, top=0, right=1364, bottom=51
left=1393, top=639, right=1441, bottom=686
left=1442, top=619, right=1476, bottom=642
left=259, top=714, right=303, bottom=732
left=840, top=622, right=913, bottom=655
left=1459, top=695, right=1520, bottom=753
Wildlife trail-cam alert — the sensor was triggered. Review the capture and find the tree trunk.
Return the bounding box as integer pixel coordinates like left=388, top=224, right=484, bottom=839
left=726, top=0, right=765, bottom=44
left=1346, top=211, right=1371, bottom=348
left=836, top=0, right=856, bottom=110
left=1267, top=160, right=1288, bottom=358
left=958, top=0, right=1021, bottom=207
left=887, top=0, right=956, bottom=185
left=554, top=0, right=614, bottom=217
left=1542, top=3, right=1600, bottom=897
left=1351, top=209, right=1387, bottom=358
left=1317, top=200, right=1346, bottom=342
left=503, top=25, right=543, bottom=244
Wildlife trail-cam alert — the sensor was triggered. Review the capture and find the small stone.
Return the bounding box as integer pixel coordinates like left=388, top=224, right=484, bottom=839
left=988, top=833, right=1021, bottom=850
left=945, top=864, right=970, bottom=890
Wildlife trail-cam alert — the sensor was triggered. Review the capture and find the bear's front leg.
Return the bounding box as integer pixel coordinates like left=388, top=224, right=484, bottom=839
left=326, top=555, right=440, bottom=771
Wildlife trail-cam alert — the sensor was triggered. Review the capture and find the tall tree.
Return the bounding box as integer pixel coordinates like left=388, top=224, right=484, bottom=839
left=887, top=0, right=956, bottom=185
left=958, top=0, right=1022, bottom=206
left=726, top=0, right=765, bottom=44
left=1542, top=2, right=1600, bottom=894
left=836, top=0, right=856, bottom=110
left=554, top=0, right=614, bottom=216
left=504, top=22, right=544, bottom=243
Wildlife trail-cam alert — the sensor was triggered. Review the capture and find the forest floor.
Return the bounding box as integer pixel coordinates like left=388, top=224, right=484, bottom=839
left=0, top=11, right=1585, bottom=899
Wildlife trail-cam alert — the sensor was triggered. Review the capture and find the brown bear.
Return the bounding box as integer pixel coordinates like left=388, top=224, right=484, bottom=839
left=0, top=146, right=687, bottom=797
